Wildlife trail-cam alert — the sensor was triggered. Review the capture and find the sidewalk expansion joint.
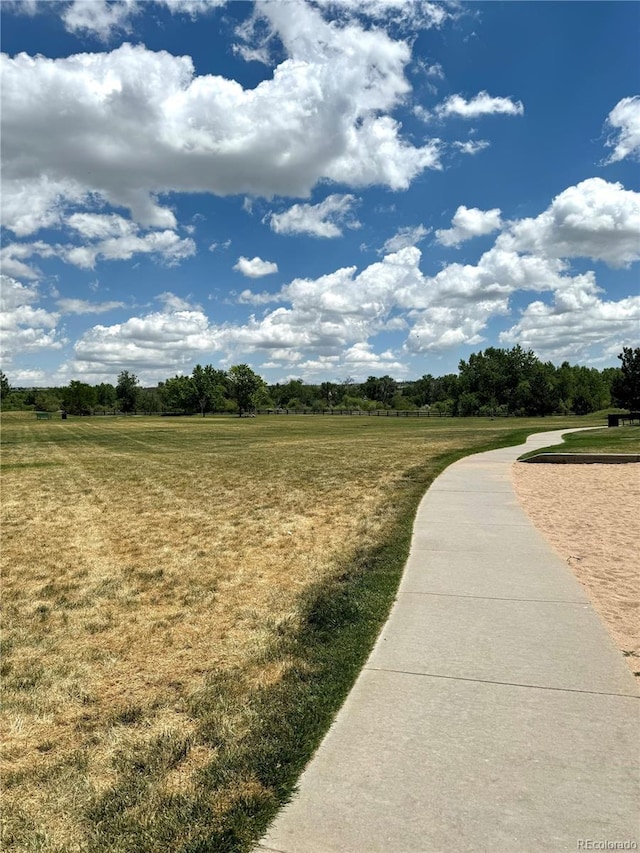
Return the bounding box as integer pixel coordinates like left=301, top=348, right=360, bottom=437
left=398, top=591, right=588, bottom=605
left=363, top=667, right=640, bottom=699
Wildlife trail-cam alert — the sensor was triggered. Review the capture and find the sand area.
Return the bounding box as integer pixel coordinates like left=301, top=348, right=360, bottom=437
left=512, top=461, right=639, bottom=681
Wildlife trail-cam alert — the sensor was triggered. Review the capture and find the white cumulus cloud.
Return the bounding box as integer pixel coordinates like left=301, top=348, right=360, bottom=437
left=233, top=256, right=279, bottom=278
left=268, top=194, right=360, bottom=238
left=500, top=274, right=640, bottom=362
left=500, top=178, right=640, bottom=267
left=67, top=213, right=137, bottom=240
left=0, top=275, right=63, bottom=365
left=72, top=305, right=223, bottom=376
left=63, top=230, right=195, bottom=270
left=59, top=0, right=227, bottom=40
left=436, top=206, right=502, bottom=247
left=62, top=0, right=139, bottom=40
left=1, top=241, right=58, bottom=280
left=2, top=229, right=195, bottom=278
left=604, top=96, right=640, bottom=163
left=1, top=3, right=440, bottom=236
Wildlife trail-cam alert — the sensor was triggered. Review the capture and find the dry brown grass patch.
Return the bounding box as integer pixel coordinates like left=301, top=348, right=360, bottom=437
left=1, top=412, right=566, bottom=849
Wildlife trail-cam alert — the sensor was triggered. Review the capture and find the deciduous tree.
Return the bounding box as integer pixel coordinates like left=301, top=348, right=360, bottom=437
left=61, top=380, right=96, bottom=415
left=160, top=375, right=196, bottom=412
left=191, top=364, right=226, bottom=416
left=0, top=371, right=11, bottom=406
left=116, top=370, right=140, bottom=413
left=612, top=347, right=640, bottom=410
left=95, top=383, right=116, bottom=409
left=227, top=364, right=264, bottom=416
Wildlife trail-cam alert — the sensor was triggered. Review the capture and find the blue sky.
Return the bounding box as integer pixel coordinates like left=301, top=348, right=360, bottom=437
left=1, top=0, right=639, bottom=387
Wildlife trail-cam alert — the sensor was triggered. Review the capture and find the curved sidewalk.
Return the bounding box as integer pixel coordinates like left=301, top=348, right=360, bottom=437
left=259, top=429, right=639, bottom=853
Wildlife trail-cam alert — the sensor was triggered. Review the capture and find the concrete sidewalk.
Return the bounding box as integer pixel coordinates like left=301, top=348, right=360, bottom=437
left=258, top=429, right=639, bottom=853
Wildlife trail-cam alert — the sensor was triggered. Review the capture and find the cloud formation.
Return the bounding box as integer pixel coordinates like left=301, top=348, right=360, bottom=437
left=500, top=274, right=640, bottom=362
left=380, top=224, right=430, bottom=253
left=499, top=178, right=640, bottom=267
left=56, top=298, right=126, bottom=315
left=268, top=194, right=360, bottom=238
left=1, top=229, right=196, bottom=275
left=436, top=206, right=502, bottom=246
left=604, top=96, right=640, bottom=163
left=61, top=0, right=227, bottom=40
left=233, top=256, right=279, bottom=278
left=2, top=3, right=440, bottom=236
left=1, top=241, right=58, bottom=280
left=1, top=4, right=635, bottom=385
left=0, top=276, right=63, bottom=364
left=56, top=172, right=640, bottom=379
left=72, top=301, right=222, bottom=378
left=2, top=169, right=636, bottom=384
left=452, top=140, right=490, bottom=156
left=434, top=91, right=524, bottom=119
left=65, top=231, right=196, bottom=270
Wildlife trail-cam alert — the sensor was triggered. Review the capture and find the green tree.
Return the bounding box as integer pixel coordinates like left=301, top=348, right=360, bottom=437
left=270, top=379, right=317, bottom=409
left=457, top=391, right=481, bottom=417
left=571, top=366, right=609, bottom=415
left=95, top=383, right=117, bottom=409
left=254, top=384, right=276, bottom=409
left=556, top=361, right=576, bottom=412
left=227, top=364, right=265, bottom=416
left=116, top=370, right=140, bottom=413
left=23, top=388, right=37, bottom=407
left=529, top=362, right=560, bottom=415
left=405, top=374, right=435, bottom=408
left=191, top=364, right=227, bottom=416
left=319, top=381, right=340, bottom=407
left=611, top=347, right=640, bottom=410
left=160, top=375, right=197, bottom=412
left=391, top=392, right=416, bottom=410
left=361, top=375, right=398, bottom=407
left=61, top=381, right=97, bottom=415
left=458, top=346, right=553, bottom=415
left=0, top=371, right=11, bottom=405
left=137, top=387, right=163, bottom=413
left=35, top=390, right=62, bottom=412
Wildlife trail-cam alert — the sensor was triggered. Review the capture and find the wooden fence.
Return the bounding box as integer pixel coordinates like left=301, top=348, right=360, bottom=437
left=77, top=408, right=579, bottom=418
left=255, top=409, right=451, bottom=417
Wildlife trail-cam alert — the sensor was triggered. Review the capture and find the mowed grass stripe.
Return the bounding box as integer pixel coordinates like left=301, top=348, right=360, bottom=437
left=0, top=412, right=598, bottom=852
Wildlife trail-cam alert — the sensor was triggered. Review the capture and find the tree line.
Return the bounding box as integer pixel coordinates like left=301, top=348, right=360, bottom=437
left=1, top=346, right=638, bottom=417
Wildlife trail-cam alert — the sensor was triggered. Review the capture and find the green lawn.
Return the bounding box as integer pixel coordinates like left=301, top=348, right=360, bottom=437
left=519, top=424, right=640, bottom=458
left=1, top=411, right=604, bottom=852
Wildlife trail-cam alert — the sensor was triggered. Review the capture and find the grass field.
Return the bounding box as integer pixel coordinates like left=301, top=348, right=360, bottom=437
left=0, top=411, right=603, bottom=852
left=519, top=424, right=640, bottom=457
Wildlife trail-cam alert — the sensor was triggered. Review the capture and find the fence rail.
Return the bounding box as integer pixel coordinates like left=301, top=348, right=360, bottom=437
left=254, top=409, right=577, bottom=418
left=255, top=408, right=451, bottom=417
left=65, top=408, right=579, bottom=418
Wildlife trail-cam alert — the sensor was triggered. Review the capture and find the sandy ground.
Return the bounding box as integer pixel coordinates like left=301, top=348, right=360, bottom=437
left=512, top=462, right=640, bottom=681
